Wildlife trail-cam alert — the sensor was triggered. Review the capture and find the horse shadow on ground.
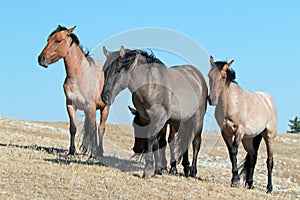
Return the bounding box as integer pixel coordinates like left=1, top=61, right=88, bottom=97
left=0, top=143, right=66, bottom=154
left=0, top=143, right=208, bottom=180
left=0, top=143, right=144, bottom=173
left=45, top=155, right=144, bottom=173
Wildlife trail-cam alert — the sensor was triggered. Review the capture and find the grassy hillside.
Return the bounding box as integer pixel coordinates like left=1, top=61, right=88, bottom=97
left=0, top=116, right=299, bottom=199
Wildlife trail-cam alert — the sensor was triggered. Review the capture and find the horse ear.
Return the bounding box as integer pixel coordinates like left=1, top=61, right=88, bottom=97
left=103, top=46, right=110, bottom=57
left=128, top=106, right=138, bottom=115
left=210, top=55, right=215, bottom=64
left=67, top=26, right=76, bottom=35
left=227, top=60, right=234, bottom=68
left=120, top=46, right=126, bottom=58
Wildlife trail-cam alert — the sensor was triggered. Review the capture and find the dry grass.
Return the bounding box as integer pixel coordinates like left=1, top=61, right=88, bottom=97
left=0, top=116, right=299, bottom=199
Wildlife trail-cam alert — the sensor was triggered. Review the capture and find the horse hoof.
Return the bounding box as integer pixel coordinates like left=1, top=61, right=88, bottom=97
left=169, top=167, right=178, bottom=175
left=143, top=167, right=154, bottom=179
left=189, top=173, right=196, bottom=178
left=87, top=157, right=97, bottom=164
left=161, top=167, right=168, bottom=174
left=266, top=186, right=273, bottom=194
left=96, top=148, right=104, bottom=158
left=189, top=168, right=197, bottom=178
left=142, top=173, right=154, bottom=179
left=184, top=166, right=190, bottom=177
left=231, top=181, right=240, bottom=188
left=65, top=154, right=75, bottom=160
left=247, top=184, right=254, bottom=190
left=155, top=169, right=162, bottom=176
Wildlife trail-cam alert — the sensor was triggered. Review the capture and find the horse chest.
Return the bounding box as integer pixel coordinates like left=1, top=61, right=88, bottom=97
left=64, top=81, right=92, bottom=110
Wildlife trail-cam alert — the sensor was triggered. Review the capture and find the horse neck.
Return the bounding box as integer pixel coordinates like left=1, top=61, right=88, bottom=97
left=218, top=83, right=243, bottom=114
left=63, top=44, right=86, bottom=79
left=127, top=60, right=149, bottom=94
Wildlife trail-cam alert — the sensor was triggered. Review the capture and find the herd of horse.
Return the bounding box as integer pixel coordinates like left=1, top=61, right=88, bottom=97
left=38, top=26, right=277, bottom=193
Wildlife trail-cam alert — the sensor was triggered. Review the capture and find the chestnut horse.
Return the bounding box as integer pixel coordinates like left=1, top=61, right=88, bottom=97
left=208, top=56, right=277, bottom=193
left=38, top=26, right=110, bottom=158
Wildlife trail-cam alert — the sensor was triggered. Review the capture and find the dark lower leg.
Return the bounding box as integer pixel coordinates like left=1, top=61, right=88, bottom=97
left=190, top=135, right=201, bottom=177
left=153, top=137, right=162, bottom=174
left=266, top=157, right=274, bottom=193
left=246, top=153, right=257, bottom=189
left=68, top=121, right=76, bottom=155
left=168, top=126, right=177, bottom=174
left=144, top=135, right=160, bottom=177
left=160, top=147, right=167, bottom=171
left=182, top=150, right=190, bottom=177
left=230, top=145, right=240, bottom=186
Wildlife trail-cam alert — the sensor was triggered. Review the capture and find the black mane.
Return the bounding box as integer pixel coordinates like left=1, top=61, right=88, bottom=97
left=138, top=50, right=165, bottom=65
left=104, top=48, right=165, bottom=73
left=48, top=25, right=92, bottom=59
left=214, top=61, right=237, bottom=86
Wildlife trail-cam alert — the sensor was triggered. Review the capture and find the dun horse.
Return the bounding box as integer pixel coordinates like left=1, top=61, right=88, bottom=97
left=38, top=26, right=110, bottom=158
left=128, top=106, right=178, bottom=174
left=208, top=56, right=277, bottom=193
left=101, top=46, right=207, bottom=178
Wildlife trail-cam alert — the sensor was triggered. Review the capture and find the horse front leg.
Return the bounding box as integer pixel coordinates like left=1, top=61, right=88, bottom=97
left=66, top=103, right=77, bottom=155
left=97, top=105, right=110, bottom=157
left=182, top=150, right=190, bottom=177
left=143, top=111, right=168, bottom=178
left=242, top=135, right=262, bottom=190
left=222, top=129, right=243, bottom=187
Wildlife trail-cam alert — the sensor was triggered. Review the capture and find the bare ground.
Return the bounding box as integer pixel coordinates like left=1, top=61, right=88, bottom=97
left=0, top=116, right=299, bottom=199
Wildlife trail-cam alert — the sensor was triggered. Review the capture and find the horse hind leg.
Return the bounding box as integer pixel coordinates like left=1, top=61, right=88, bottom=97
left=168, top=126, right=178, bottom=175
left=190, top=128, right=202, bottom=178
left=82, top=106, right=98, bottom=159
left=241, top=134, right=262, bottom=189
left=158, top=124, right=168, bottom=172
left=97, top=105, right=110, bottom=158
left=263, top=129, right=276, bottom=193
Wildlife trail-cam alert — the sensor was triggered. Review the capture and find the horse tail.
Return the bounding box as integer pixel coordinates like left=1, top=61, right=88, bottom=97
left=78, top=117, right=96, bottom=155
left=239, top=133, right=263, bottom=177
left=173, top=120, right=197, bottom=165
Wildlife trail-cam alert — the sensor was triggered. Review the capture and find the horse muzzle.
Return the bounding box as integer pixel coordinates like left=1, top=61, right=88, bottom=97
left=208, top=95, right=218, bottom=106
left=101, top=92, right=113, bottom=105
left=38, top=55, right=49, bottom=68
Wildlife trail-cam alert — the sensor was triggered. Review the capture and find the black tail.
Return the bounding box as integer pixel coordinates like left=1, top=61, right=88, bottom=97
left=239, top=134, right=263, bottom=177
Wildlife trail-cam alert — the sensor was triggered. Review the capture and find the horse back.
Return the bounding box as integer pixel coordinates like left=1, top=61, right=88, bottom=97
left=170, top=65, right=207, bottom=96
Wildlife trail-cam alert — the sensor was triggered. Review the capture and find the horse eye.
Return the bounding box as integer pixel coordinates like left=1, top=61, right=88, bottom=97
left=55, top=39, right=61, bottom=44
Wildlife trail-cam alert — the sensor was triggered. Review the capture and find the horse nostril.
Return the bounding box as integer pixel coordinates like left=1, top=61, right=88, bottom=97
left=38, top=55, right=45, bottom=64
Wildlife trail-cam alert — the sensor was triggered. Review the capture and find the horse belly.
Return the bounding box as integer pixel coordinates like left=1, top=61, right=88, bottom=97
left=244, top=95, right=270, bottom=136
left=169, top=78, right=205, bottom=120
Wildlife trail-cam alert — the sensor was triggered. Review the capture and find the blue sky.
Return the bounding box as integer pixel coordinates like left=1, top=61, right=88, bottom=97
left=0, top=1, right=299, bottom=133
